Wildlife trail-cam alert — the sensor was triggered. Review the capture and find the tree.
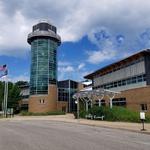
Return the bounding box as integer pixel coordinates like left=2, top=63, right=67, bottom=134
left=15, top=81, right=29, bottom=87
left=0, top=81, right=4, bottom=110
left=0, top=81, right=21, bottom=112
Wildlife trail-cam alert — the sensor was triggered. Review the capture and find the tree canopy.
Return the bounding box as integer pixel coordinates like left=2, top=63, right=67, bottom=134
left=0, top=81, right=22, bottom=111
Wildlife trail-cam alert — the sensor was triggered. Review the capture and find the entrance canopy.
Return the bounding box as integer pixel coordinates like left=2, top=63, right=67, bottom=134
left=73, top=88, right=121, bottom=109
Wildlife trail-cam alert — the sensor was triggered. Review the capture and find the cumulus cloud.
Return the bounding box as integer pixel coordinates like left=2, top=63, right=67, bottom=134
left=10, top=75, right=30, bottom=83
left=87, top=49, right=116, bottom=64
left=58, top=61, right=71, bottom=67
left=58, top=61, right=73, bottom=72
left=58, top=66, right=74, bottom=72
left=0, top=74, right=30, bottom=83
left=0, top=8, right=33, bottom=56
left=87, top=28, right=118, bottom=64
left=58, top=60, right=88, bottom=81
left=78, top=63, right=85, bottom=70
left=1, top=0, right=150, bottom=56
left=58, top=61, right=74, bottom=80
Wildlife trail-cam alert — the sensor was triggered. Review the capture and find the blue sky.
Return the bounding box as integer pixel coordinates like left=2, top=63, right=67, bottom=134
left=0, top=0, right=150, bottom=82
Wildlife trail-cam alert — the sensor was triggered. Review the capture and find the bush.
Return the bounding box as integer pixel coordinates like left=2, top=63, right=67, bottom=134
left=20, top=111, right=65, bottom=116
left=80, top=106, right=150, bottom=123
left=103, top=106, right=140, bottom=122
left=80, top=110, right=88, bottom=118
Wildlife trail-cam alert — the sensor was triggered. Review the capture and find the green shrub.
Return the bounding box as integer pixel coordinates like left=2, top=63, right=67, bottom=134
left=79, top=110, right=88, bottom=118
left=20, top=111, right=65, bottom=116
left=80, top=106, right=150, bottom=123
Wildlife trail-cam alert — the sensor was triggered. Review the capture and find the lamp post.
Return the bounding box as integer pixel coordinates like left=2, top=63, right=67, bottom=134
left=75, top=98, right=79, bottom=119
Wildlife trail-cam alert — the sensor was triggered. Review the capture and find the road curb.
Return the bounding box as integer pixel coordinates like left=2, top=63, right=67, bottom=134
left=77, top=121, right=150, bottom=135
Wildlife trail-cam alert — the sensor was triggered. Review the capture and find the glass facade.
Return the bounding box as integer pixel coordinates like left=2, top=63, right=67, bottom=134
left=30, top=38, right=58, bottom=95
left=58, top=80, right=78, bottom=112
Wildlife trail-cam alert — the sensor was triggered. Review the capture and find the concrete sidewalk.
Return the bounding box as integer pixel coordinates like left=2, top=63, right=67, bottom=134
left=1, top=114, right=150, bottom=134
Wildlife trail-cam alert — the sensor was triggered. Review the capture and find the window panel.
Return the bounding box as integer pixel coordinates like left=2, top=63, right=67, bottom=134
left=30, top=39, right=58, bottom=95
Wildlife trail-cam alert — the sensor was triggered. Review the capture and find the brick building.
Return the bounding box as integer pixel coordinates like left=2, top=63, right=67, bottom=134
left=84, top=49, right=150, bottom=113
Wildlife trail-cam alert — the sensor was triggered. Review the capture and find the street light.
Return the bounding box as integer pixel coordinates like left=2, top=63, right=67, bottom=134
left=73, top=94, right=80, bottom=119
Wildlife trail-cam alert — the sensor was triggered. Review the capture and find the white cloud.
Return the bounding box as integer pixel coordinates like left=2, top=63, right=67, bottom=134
left=87, top=49, right=116, bottom=64
left=58, top=60, right=88, bottom=81
left=58, top=66, right=74, bottom=72
left=87, top=27, right=118, bottom=64
left=0, top=75, right=30, bottom=83
left=58, top=61, right=71, bottom=66
left=78, top=63, right=85, bottom=70
left=58, top=60, right=74, bottom=80
left=0, top=10, right=34, bottom=56
left=58, top=60, right=74, bottom=72
left=1, top=0, right=150, bottom=56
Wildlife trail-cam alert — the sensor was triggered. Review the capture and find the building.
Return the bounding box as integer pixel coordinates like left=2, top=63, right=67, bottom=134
left=18, top=79, right=83, bottom=113
left=84, top=49, right=150, bottom=113
left=19, top=84, right=29, bottom=111
left=58, top=80, right=79, bottom=112
left=27, top=20, right=61, bottom=113
left=80, top=80, right=92, bottom=91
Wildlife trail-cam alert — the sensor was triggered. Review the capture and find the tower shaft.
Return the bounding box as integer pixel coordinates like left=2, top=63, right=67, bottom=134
left=27, top=21, right=61, bottom=113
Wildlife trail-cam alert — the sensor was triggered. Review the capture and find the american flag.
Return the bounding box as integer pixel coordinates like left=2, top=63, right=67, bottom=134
left=0, top=65, right=8, bottom=78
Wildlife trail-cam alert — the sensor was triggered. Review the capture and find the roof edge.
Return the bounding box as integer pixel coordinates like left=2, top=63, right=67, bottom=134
left=84, top=49, right=150, bottom=79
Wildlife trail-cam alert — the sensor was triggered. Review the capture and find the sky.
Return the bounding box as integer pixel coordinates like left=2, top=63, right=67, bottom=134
left=0, top=0, right=150, bottom=82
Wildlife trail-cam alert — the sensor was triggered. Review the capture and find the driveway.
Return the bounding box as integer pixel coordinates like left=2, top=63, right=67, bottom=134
left=0, top=120, right=150, bottom=150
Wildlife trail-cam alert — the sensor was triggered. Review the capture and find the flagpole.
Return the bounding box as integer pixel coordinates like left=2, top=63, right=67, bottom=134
left=3, top=76, right=7, bottom=117
left=2, top=76, right=8, bottom=118
left=5, top=76, right=8, bottom=118
left=0, top=64, right=8, bottom=118
left=3, top=78, right=6, bottom=117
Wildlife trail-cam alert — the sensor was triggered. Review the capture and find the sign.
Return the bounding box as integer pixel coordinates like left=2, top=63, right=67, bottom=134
left=140, top=112, right=145, bottom=120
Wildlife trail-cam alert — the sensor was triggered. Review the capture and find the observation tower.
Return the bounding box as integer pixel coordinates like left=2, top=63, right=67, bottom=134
left=27, top=20, right=61, bottom=112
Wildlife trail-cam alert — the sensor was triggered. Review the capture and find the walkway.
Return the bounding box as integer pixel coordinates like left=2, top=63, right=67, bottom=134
left=1, top=114, right=150, bottom=134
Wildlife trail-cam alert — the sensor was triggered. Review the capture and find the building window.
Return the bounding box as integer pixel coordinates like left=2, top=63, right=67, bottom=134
left=94, top=74, right=146, bottom=90
left=118, top=81, right=121, bottom=86
left=95, top=99, right=105, bottom=106
left=114, top=82, right=117, bottom=87
left=112, top=98, right=126, bottom=107
left=127, top=78, right=132, bottom=84
left=122, top=80, right=126, bottom=86
left=137, top=75, right=143, bottom=82
left=132, top=77, right=136, bottom=83
left=140, top=104, right=147, bottom=111
left=39, top=99, right=45, bottom=104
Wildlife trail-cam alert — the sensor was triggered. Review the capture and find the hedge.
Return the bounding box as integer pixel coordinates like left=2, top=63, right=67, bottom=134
left=80, top=106, right=150, bottom=123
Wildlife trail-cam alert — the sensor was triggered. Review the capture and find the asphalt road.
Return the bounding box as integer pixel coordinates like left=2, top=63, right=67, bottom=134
left=0, top=120, right=150, bottom=150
